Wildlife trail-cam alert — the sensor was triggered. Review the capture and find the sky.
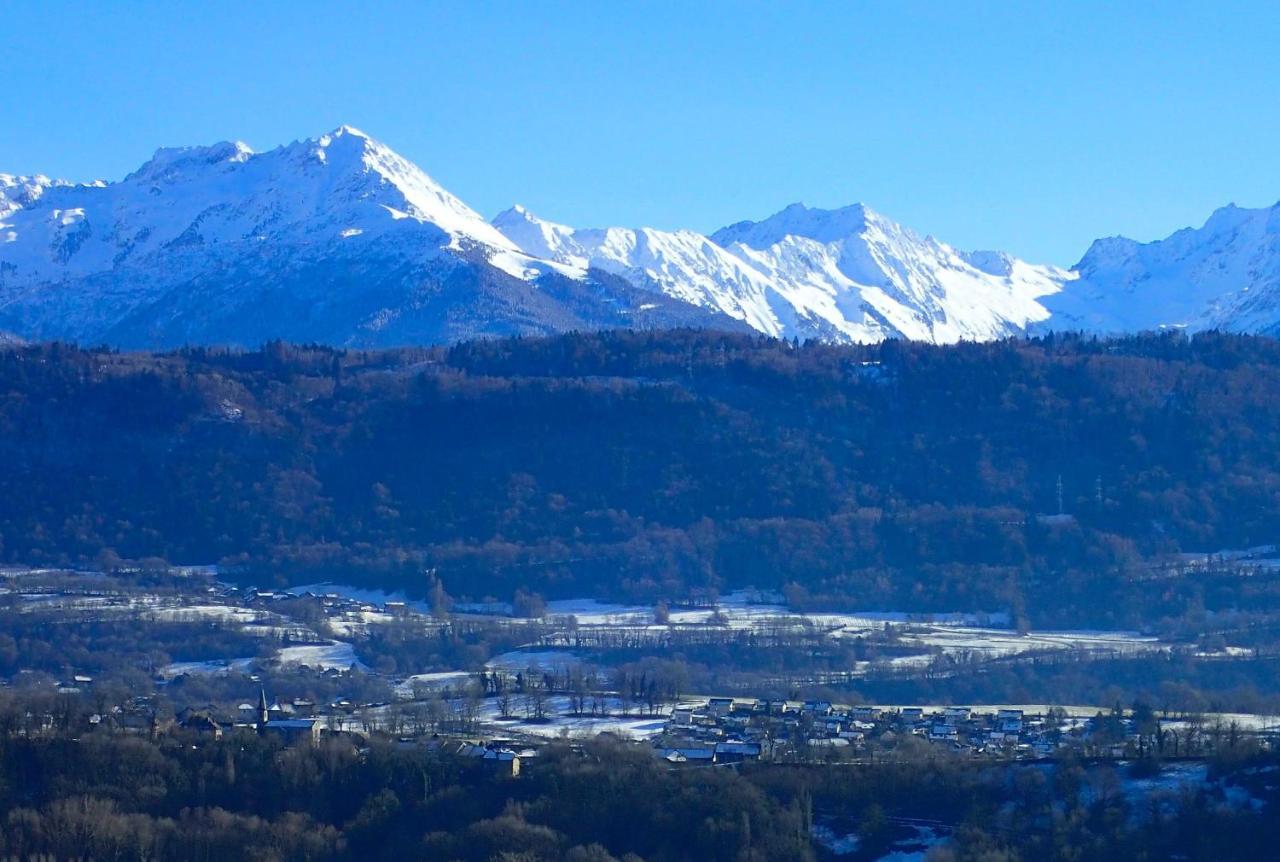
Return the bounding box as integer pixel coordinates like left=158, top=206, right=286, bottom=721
left=3, top=1, right=1279, bottom=265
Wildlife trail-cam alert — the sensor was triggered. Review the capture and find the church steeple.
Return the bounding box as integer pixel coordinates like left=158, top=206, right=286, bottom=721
left=257, top=687, right=270, bottom=731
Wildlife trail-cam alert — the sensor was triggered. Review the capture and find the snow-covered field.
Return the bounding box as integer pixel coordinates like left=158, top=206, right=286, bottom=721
left=160, top=657, right=256, bottom=678
left=326, top=609, right=401, bottom=637
left=486, top=650, right=584, bottom=673
left=276, top=640, right=365, bottom=671
left=904, top=625, right=1161, bottom=658
left=395, top=671, right=474, bottom=698
left=539, top=592, right=1009, bottom=631
left=500, top=592, right=1166, bottom=672
left=476, top=695, right=679, bottom=740
left=146, top=604, right=266, bottom=624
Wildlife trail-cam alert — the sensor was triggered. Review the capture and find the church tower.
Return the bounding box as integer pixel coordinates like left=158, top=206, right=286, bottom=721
left=257, top=687, right=270, bottom=733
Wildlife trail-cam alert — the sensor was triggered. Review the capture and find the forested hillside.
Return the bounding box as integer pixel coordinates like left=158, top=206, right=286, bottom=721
left=3, top=330, right=1279, bottom=627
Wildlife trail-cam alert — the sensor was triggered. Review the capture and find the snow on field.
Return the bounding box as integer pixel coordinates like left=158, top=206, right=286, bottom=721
left=395, top=671, right=474, bottom=698
left=147, top=604, right=266, bottom=624
left=543, top=598, right=653, bottom=624
left=1117, top=762, right=1209, bottom=803
left=242, top=623, right=298, bottom=639
left=883, top=655, right=935, bottom=670
left=477, top=695, right=673, bottom=740
left=327, top=609, right=401, bottom=637
left=453, top=600, right=515, bottom=616
left=906, top=625, right=1162, bottom=659
left=18, top=593, right=170, bottom=614
left=297, top=582, right=1158, bottom=665
left=276, top=640, right=366, bottom=671
left=487, top=650, right=583, bottom=672
left=1163, top=713, right=1280, bottom=732
left=544, top=593, right=1009, bottom=631
left=532, top=592, right=1165, bottom=669
left=160, top=658, right=256, bottom=678
left=19, top=594, right=117, bottom=609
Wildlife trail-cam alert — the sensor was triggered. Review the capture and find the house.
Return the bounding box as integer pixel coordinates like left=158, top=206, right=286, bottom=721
left=671, top=707, right=694, bottom=726
left=112, top=711, right=162, bottom=736
left=714, top=741, right=762, bottom=763
left=179, top=712, right=224, bottom=740
left=900, top=707, right=924, bottom=722
left=482, top=748, right=521, bottom=776
left=658, top=747, right=715, bottom=765
left=707, top=697, right=734, bottom=716
left=802, top=700, right=833, bottom=716
left=263, top=718, right=323, bottom=744
left=807, top=737, right=850, bottom=749
left=928, top=724, right=957, bottom=741
left=999, top=717, right=1023, bottom=734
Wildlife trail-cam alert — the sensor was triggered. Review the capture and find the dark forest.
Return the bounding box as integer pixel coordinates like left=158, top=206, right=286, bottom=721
left=3, top=330, right=1278, bottom=627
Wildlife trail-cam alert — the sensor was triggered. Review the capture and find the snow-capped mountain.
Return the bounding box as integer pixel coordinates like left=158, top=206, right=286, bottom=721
left=6, top=125, right=1280, bottom=349
left=711, top=203, right=1073, bottom=342
left=492, top=205, right=787, bottom=335
left=1042, top=202, right=1280, bottom=335
left=495, top=201, right=1074, bottom=343
left=0, top=174, right=66, bottom=219
left=0, top=127, right=733, bottom=347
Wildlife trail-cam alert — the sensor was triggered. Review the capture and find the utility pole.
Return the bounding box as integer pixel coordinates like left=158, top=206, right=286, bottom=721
left=1056, top=474, right=1064, bottom=516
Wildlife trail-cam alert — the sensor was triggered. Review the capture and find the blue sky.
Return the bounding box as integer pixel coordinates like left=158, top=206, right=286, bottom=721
left=4, top=1, right=1279, bottom=264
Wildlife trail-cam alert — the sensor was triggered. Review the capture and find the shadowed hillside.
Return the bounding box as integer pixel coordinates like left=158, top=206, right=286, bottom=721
left=3, top=330, right=1280, bottom=627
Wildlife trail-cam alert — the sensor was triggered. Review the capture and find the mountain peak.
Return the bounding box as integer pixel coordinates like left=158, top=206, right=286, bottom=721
left=311, top=125, right=382, bottom=158
left=327, top=124, right=370, bottom=139
left=492, top=205, right=582, bottom=264
left=493, top=203, right=539, bottom=223
left=710, top=201, right=887, bottom=249
left=128, top=140, right=254, bottom=182
left=0, top=174, right=69, bottom=217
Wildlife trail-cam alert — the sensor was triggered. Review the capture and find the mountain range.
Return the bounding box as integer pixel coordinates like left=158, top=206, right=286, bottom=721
left=2, top=126, right=1278, bottom=347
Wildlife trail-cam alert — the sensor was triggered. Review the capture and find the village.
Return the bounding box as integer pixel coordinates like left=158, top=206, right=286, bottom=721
left=5, top=565, right=1279, bottom=781
left=15, top=681, right=1271, bottom=781
left=6, top=558, right=1280, bottom=858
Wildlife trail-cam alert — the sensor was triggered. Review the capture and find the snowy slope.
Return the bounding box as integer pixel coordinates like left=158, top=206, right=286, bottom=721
left=714, top=203, right=1074, bottom=343
left=495, top=202, right=1074, bottom=343
left=0, top=126, right=572, bottom=285
left=7, top=124, right=1280, bottom=348
left=0, top=127, right=730, bottom=346
left=493, top=205, right=787, bottom=335
left=0, top=174, right=68, bottom=219
left=1043, top=202, right=1280, bottom=334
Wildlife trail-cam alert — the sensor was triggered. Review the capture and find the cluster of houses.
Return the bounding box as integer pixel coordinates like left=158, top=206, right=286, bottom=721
left=656, top=698, right=1082, bottom=761
left=174, top=689, right=330, bottom=742
left=237, top=585, right=413, bottom=618
left=427, top=737, right=537, bottom=776
left=68, top=690, right=333, bottom=744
